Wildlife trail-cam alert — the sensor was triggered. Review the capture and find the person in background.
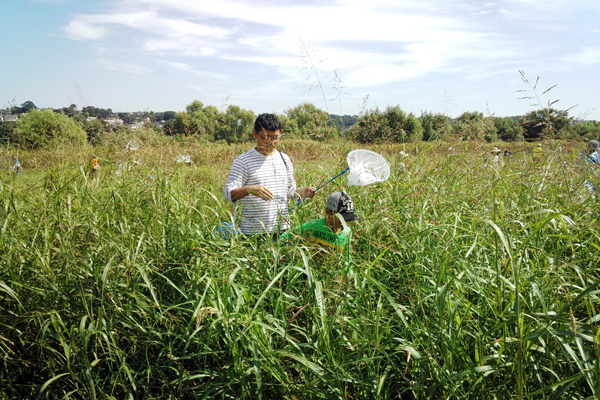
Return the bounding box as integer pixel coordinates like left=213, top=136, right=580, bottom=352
left=585, top=140, right=599, bottom=164
left=397, top=151, right=408, bottom=173
left=280, top=191, right=357, bottom=274
left=223, top=113, right=316, bottom=239
left=491, top=146, right=503, bottom=169
left=13, top=157, right=21, bottom=175
left=90, top=155, right=99, bottom=178
left=533, top=143, right=542, bottom=162
left=574, top=140, right=599, bottom=198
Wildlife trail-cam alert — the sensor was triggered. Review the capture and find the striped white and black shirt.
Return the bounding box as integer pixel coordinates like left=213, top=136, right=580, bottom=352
left=223, top=148, right=297, bottom=234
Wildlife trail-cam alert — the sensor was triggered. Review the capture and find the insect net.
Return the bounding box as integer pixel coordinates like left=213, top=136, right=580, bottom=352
left=346, top=149, right=391, bottom=186
left=126, top=140, right=139, bottom=151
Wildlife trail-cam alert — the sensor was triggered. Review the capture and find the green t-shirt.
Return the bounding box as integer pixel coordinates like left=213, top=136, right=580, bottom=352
left=280, top=218, right=352, bottom=272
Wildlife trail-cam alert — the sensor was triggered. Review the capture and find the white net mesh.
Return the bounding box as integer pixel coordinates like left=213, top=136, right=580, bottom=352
left=126, top=140, right=139, bottom=151
left=346, top=149, right=390, bottom=186
left=177, top=155, right=192, bottom=164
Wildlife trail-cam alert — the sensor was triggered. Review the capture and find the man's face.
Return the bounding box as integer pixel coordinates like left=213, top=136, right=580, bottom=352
left=254, top=129, right=281, bottom=154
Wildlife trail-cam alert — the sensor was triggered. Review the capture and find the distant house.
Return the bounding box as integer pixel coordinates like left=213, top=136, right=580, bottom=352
left=130, top=117, right=152, bottom=130
left=86, top=116, right=97, bottom=121
left=0, top=114, right=18, bottom=122
left=131, top=122, right=144, bottom=131
left=105, top=118, right=124, bottom=126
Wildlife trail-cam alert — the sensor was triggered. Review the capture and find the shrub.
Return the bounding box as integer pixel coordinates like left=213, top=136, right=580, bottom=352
left=453, top=111, right=497, bottom=142
left=574, top=120, right=600, bottom=140
left=172, top=100, right=220, bottom=140
left=494, top=117, right=524, bottom=142
left=14, top=109, right=87, bottom=149
left=0, top=121, right=16, bottom=144
left=284, top=102, right=335, bottom=140
left=420, top=112, right=450, bottom=141
left=214, top=105, right=255, bottom=143
left=83, top=118, right=111, bottom=144
left=348, top=108, right=386, bottom=143
left=277, top=114, right=303, bottom=139
left=518, top=108, right=575, bottom=140
left=350, top=106, right=422, bottom=143
left=92, top=126, right=164, bottom=148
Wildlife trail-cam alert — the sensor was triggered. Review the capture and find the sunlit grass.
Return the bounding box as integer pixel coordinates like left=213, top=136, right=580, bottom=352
left=0, top=139, right=598, bottom=399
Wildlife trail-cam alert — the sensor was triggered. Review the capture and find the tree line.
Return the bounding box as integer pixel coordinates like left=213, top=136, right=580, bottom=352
left=1, top=99, right=599, bottom=149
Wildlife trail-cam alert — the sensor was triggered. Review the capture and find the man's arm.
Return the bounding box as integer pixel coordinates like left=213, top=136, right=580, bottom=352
left=224, top=157, right=273, bottom=202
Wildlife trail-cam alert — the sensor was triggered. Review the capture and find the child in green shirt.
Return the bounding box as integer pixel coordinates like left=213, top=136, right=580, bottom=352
left=280, top=191, right=357, bottom=273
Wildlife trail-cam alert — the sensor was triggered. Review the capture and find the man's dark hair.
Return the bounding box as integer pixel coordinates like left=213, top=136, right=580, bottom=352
left=254, top=113, right=282, bottom=133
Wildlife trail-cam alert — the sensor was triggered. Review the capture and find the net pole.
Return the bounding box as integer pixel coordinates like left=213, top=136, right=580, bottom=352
left=290, top=167, right=350, bottom=212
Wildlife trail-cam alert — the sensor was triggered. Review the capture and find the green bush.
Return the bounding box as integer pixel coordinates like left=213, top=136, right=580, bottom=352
left=350, top=106, right=422, bottom=143
left=420, top=112, right=450, bottom=141
left=494, top=117, right=524, bottom=141
left=172, top=100, right=220, bottom=140
left=518, top=108, right=575, bottom=140
left=574, top=120, right=600, bottom=140
left=83, top=118, right=111, bottom=144
left=14, top=109, right=87, bottom=149
left=214, top=105, right=255, bottom=143
left=0, top=121, right=16, bottom=144
left=92, top=126, right=164, bottom=148
left=283, top=102, right=335, bottom=140
left=453, top=111, right=497, bottom=142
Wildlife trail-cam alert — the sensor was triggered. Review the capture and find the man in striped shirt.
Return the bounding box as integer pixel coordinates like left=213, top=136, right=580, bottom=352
left=223, top=113, right=316, bottom=236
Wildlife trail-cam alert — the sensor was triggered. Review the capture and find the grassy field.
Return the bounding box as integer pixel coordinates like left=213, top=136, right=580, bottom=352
left=0, top=138, right=598, bottom=399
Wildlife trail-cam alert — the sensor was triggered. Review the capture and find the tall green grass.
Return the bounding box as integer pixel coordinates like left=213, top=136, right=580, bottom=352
left=0, top=139, right=598, bottom=399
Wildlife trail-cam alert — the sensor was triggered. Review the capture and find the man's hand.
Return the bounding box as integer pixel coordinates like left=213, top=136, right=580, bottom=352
left=247, top=185, right=274, bottom=201
left=297, top=186, right=317, bottom=199
left=231, top=185, right=274, bottom=201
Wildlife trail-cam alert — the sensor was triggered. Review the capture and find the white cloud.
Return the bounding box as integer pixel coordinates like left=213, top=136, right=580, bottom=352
left=162, top=20, right=231, bottom=38
left=63, top=10, right=234, bottom=42
left=158, top=61, right=228, bottom=80
left=159, top=61, right=194, bottom=72
left=58, top=0, right=600, bottom=113
left=94, top=58, right=152, bottom=75
left=563, top=47, right=600, bottom=66
left=143, top=38, right=217, bottom=56
left=63, top=20, right=107, bottom=41
left=346, top=63, right=426, bottom=87
left=222, top=55, right=299, bottom=68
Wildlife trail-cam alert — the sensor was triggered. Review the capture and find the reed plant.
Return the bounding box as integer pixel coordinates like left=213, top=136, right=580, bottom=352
left=0, top=139, right=598, bottom=399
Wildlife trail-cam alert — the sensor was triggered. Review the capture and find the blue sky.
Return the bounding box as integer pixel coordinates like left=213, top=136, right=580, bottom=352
left=1, top=0, right=599, bottom=120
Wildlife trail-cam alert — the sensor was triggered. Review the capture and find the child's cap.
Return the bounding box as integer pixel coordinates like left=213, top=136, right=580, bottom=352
left=326, top=192, right=358, bottom=221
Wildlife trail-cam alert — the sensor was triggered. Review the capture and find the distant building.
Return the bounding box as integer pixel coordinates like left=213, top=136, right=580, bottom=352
left=105, top=118, right=124, bottom=126
left=0, top=114, right=18, bottom=122
left=131, top=122, right=144, bottom=131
